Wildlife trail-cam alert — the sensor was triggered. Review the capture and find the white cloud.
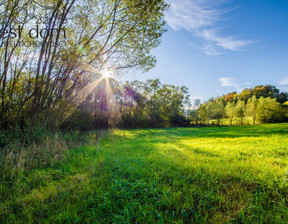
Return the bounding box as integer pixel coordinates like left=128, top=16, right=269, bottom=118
left=165, top=0, right=221, bottom=31
left=279, top=77, right=288, bottom=86
left=165, top=0, right=253, bottom=55
left=219, top=77, right=238, bottom=87
left=218, top=77, right=252, bottom=91
left=196, top=29, right=254, bottom=54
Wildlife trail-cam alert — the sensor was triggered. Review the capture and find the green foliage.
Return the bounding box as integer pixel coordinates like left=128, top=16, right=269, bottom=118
left=224, top=85, right=287, bottom=104
left=0, top=124, right=52, bottom=147
left=0, top=130, right=96, bottom=178
left=225, top=101, right=235, bottom=125
left=61, top=109, right=95, bottom=131
left=256, top=97, right=284, bottom=123
left=198, top=104, right=208, bottom=124
left=246, top=96, right=258, bottom=124
left=239, top=88, right=253, bottom=102
left=192, top=84, right=288, bottom=126
left=224, top=91, right=237, bottom=103
left=70, top=79, right=191, bottom=129
left=1, top=124, right=288, bottom=223
left=207, top=100, right=224, bottom=125
left=0, top=0, right=169, bottom=130
left=234, top=100, right=245, bottom=124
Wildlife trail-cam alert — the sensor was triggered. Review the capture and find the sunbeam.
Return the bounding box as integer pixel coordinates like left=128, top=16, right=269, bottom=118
left=73, top=76, right=105, bottom=108
left=105, top=76, right=114, bottom=101
left=102, top=70, right=112, bottom=79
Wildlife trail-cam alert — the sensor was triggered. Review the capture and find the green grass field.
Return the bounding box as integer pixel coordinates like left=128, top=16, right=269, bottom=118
left=1, top=124, right=288, bottom=223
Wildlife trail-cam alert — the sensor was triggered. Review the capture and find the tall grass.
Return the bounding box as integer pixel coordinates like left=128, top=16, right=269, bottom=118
left=1, top=124, right=288, bottom=223
left=0, top=129, right=99, bottom=179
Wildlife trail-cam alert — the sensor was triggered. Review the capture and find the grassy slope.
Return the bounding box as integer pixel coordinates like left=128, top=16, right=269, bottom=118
left=1, top=124, right=288, bottom=223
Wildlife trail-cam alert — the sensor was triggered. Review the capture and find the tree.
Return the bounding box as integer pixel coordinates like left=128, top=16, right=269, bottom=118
left=239, top=88, right=253, bottom=102
left=224, top=92, right=237, bottom=103
left=225, top=101, right=235, bottom=125
left=207, top=100, right=224, bottom=126
left=194, top=99, right=201, bottom=108
left=189, top=110, right=199, bottom=125
left=198, top=104, right=208, bottom=125
left=235, top=100, right=245, bottom=125
left=253, top=85, right=279, bottom=99
left=277, top=92, right=288, bottom=104
left=245, top=96, right=258, bottom=124
left=256, top=97, right=283, bottom=123
left=253, top=85, right=269, bottom=98
left=0, top=0, right=169, bottom=129
left=121, top=79, right=191, bottom=128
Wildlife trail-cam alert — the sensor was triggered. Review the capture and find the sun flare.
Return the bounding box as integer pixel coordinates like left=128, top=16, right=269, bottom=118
left=102, top=70, right=112, bottom=79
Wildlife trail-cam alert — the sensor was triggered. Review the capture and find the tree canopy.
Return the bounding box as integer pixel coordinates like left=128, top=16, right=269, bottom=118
left=0, top=0, right=168, bottom=129
left=190, top=84, right=288, bottom=125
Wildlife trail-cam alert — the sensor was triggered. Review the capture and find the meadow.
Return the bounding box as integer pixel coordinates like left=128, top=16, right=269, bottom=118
left=1, top=123, right=288, bottom=223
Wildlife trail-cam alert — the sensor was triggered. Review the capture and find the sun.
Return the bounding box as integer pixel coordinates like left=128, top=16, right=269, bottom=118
left=102, top=70, right=112, bottom=79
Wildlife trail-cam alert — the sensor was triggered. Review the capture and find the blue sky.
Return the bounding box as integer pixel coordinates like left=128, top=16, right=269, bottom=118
left=124, top=0, right=288, bottom=103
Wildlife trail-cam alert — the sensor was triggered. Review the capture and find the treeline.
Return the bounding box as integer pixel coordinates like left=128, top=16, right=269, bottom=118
left=62, top=79, right=191, bottom=130
left=189, top=85, right=288, bottom=125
